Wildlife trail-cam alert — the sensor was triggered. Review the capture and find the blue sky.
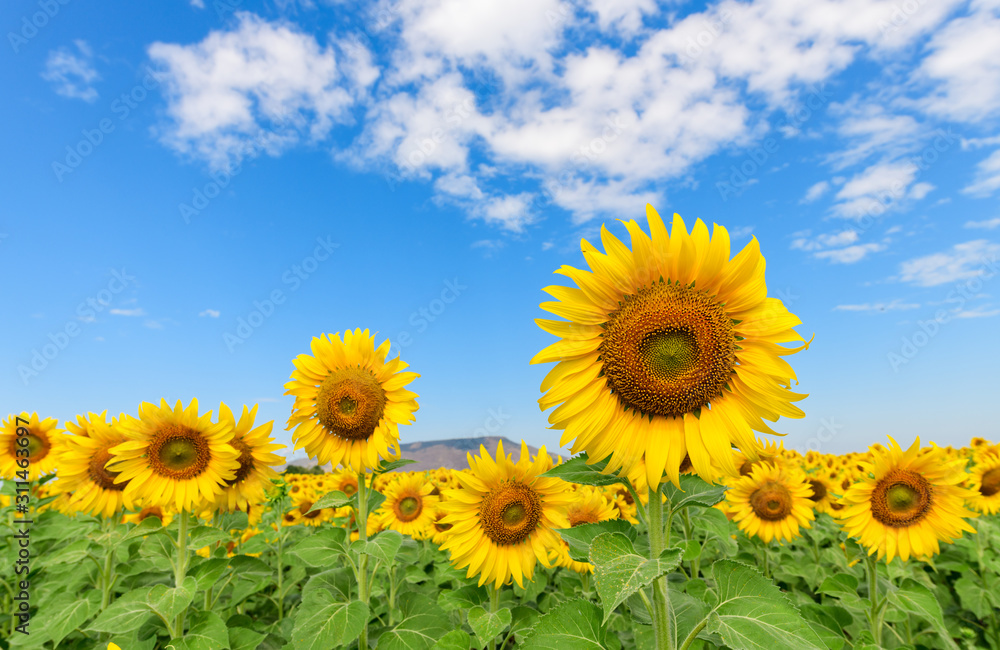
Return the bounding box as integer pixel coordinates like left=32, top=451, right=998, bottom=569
left=3, top=0, right=999, bottom=460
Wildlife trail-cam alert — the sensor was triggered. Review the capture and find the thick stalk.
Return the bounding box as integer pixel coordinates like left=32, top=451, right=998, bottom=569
left=275, top=530, right=285, bottom=620
left=489, top=586, right=501, bottom=650
left=580, top=571, right=590, bottom=597
left=648, top=484, right=673, bottom=650
left=865, top=554, right=883, bottom=646
left=100, top=517, right=116, bottom=611
left=173, top=513, right=190, bottom=637
left=357, top=472, right=371, bottom=650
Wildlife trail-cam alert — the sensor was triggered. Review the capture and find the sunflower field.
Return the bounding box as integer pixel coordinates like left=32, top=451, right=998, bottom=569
left=4, top=207, right=1000, bottom=650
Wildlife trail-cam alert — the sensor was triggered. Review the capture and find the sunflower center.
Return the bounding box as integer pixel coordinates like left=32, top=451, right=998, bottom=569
left=749, top=481, right=793, bottom=521
left=316, top=367, right=387, bottom=441
left=601, top=281, right=737, bottom=418
left=808, top=480, right=827, bottom=502
left=480, top=481, right=542, bottom=545
left=341, top=481, right=358, bottom=496
left=226, top=437, right=255, bottom=486
left=300, top=500, right=321, bottom=519
left=980, top=468, right=1000, bottom=497
left=870, top=469, right=932, bottom=528
left=138, top=506, right=163, bottom=522
left=13, top=432, right=51, bottom=462
left=149, top=426, right=211, bottom=479
left=396, top=495, right=422, bottom=522
left=569, top=509, right=600, bottom=527
left=88, top=446, right=126, bottom=491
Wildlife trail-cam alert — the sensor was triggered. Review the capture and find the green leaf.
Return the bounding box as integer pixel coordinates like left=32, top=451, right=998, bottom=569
left=888, top=578, right=960, bottom=650
left=698, top=507, right=737, bottom=556
left=166, top=611, right=231, bottom=650
left=669, top=586, right=708, bottom=647
left=312, top=489, right=352, bottom=510
left=397, top=537, right=421, bottom=564
left=540, top=453, right=623, bottom=486
left=589, top=532, right=683, bottom=624
left=376, top=458, right=418, bottom=474
left=286, top=527, right=350, bottom=567
left=354, top=529, right=404, bottom=565
left=39, top=538, right=91, bottom=567
left=219, top=511, right=249, bottom=531
left=147, top=577, right=196, bottom=624
left=438, top=585, right=488, bottom=612
left=122, top=516, right=163, bottom=541
left=376, top=592, right=451, bottom=650
left=303, top=567, right=355, bottom=602
left=190, top=557, right=231, bottom=592
left=467, top=605, right=512, bottom=648
left=22, top=591, right=99, bottom=647
left=798, top=604, right=848, bottom=650
left=520, top=598, right=608, bottom=649
left=510, top=605, right=542, bottom=644
left=431, top=630, right=473, bottom=650
left=661, top=475, right=727, bottom=510
left=705, top=560, right=828, bottom=650
left=87, top=587, right=154, bottom=633
left=228, top=554, right=274, bottom=576
left=367, top=488, right=387, bottom=514
left=139, top=530, right=176, bottom=560
left=954, top=573, right=999, bottom=620
left=290, top=588, right=369, bottom=650
left=187, top=525, right=230, bottom=549
left=228, top=626, right=266, bottom=650
left=818, top=574, right=865, bottom=610
left=556, top=519, right=637, bottom=562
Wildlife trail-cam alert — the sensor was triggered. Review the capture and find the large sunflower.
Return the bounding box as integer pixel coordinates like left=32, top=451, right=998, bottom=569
left=725, top=461, right=815, bottom=543
left=440, top=440, right=574, bottom=589
left=1, top=412, right=64, bottom=481
left=377, top=473, right=439, bottom=539
left=59, top=412, right=133, bottom=517
left=285, top=329, right=419, bottom=472
left=213, top=404, right=285, bottom=513
left=108, top=399, right=240, bottom=512
left=838, top=437, right=978, bottom=563
left=966, top=451, right=1000, bottom=515
left=532, top=206, right=810, bottom=488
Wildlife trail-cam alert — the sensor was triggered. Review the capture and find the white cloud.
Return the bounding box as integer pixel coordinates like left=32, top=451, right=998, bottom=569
left=814, top=242, right=886, bottom=264
left=965, top=217, right=1000, bottom=230
left=954, top=306, right=1000, bottom=319
left=791, top=229, right=858, bottom=251
left=831, top=160, right=923, bottom=219
left=42, top=40, right=100, bottom=102
left=834, top=299, right=920, bottom=312
left=199, top=308, right=221, bottom=317
left=109, top=308, right=146, bottom=317
left=144, top=320, right=165, bottom=329
left=962, top=150, right=1000, bottom=197
left=825, top=101, right=923, bottom=170
left=802, top=180, right=829, bottom=202
left=149, top=13, right=370, bottom=170
left=898, top=240, right=1000, bottom=287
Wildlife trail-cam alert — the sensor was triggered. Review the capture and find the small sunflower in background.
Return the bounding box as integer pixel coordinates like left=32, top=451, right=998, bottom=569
left=550, top=486, right=619, bottom=574
left=290, top=497, right=331, bottom=527
left=213, top=403, right=285, bottom=513
left=108, top=399, right=240, bottom=512
left=804, top=472, right=837, bottom=516
left=964, top=450, right=1000, bottom=515
left=328, top=467, right=360, bottom=498
left=377, top=473, right=439, bottom=539
left=838, top=437, right=978, bottom=563
left=429, top=507, right=453, bottom=546
left=58, top=412, right=133, bottom=518
left=122, top=505, right=174, bottom=526
left=285, top=329, right=419, bottom=472
left=1, top=412, right=64, bottom=481
left=725, top=462, right=815, bottom=543
left=440, top=440, right=573, bottom=590
left=531, top=205, right=811, bottom=489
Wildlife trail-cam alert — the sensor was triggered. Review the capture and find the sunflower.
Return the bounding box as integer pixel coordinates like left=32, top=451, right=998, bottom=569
left=838, top=437, right=978, bottom=563
left=440, top=440, right=574, bottom=589
left=550, top=486, right=619, bottom=574
left=725, top=462, right=815, bottom=543
left=377, top=473, right=439, bottom=539
left=531, top=205, right=810, bottom=489
left=58, top=412, right=133, bottom=517
left=804, top=472, right=837, bottom=516
left=963, top=451, right=1000, bottom=515
left=122, top=505, right=174, bottom=527
left=328, top=467, right=360, bottom=499
left=107, top=399, right=240, bottom=512
left=290, top=497, right=331, bottom=527
left=430, top=507, right=454, bottom=546
left=213, top=404, right=285, bottom=513
left=1, top=412, right=64, bottom=481
left=285, top=329, right=419, bottom=472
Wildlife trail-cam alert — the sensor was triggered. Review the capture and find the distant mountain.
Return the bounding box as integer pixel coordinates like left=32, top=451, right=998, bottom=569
left=279, top=436, right=563, bottom=473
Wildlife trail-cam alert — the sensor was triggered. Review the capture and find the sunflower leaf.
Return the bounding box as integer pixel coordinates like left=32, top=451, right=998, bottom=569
left=376, top=591, right=451, bottom=650
left=519, top=598, right=609, bottom=649
left=286, top=528, right=351, bottom=567
left=438, top=585, right=488, bottom=612
left=467, top=605, right=511, bottom=648
left=290, top=588, right=368, bottom=650
left=661, top=475, right=727, bottom=510
left=540, top=453, right=624, bottom=487
left=353, top=529, right=404, bottom=565
left=430, top=630, right=473, bottom=650
left=556, top=520, right=637, bottom=562
left=312, top=490, right=351, bottom=510
left=187, top=525, right=230, bottom=549
left=704, top=559, right=828, bottom=650
left=121, top=516, right=163, bottom=542
left=888, top=579, right=960, bottom=650
left=376, top=458, right=418, bottom=474
left=86, top=586, right=155, bottom=634
left=147, top=577, right=197, bottom=624
left=588, top=532, right=683, bottom=624
left=166, top=611, right=231, bottom=650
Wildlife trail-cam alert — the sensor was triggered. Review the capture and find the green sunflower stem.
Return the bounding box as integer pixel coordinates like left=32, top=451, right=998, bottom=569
left=864, top=553, right=884, bottom=646
left=173, top=512, right=190, bottom=638
left=489, top=586, right=502, bottom=650
left=580, top=571, right=590, bottom=597
left=357, top=471, right=371, bottom=650
left=648, top=484, right=674, bottom=650
left=99, top=515, right=117, bottom=612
